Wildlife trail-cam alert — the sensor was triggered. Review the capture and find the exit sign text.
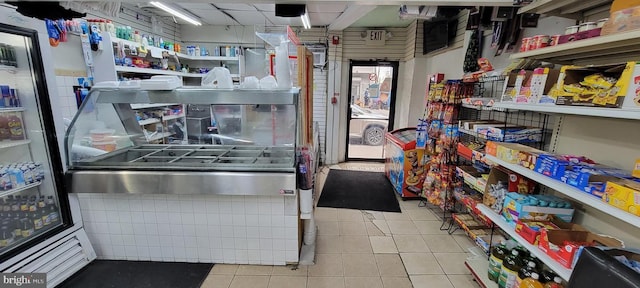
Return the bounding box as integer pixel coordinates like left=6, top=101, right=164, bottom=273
left=366, top=30, right=386, bottom=46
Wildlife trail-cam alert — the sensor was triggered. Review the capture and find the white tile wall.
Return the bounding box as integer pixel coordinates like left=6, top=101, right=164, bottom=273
left=78, top=194, right=300, bottom=265
left=54, top=75, right=82, bottom=121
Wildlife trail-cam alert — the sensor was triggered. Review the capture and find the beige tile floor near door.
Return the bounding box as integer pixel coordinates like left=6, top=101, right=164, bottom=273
left=200, top=162, right=481, bottom=288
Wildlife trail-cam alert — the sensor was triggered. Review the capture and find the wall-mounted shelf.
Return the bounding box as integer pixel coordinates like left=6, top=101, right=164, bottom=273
left=115, top=66, right=205, bottom=78
left=111, top=38, right=240, bottom=62
left=162, top=114, right=184, bottom=121
left=518, top=0, right=611, bottom=19
left=485, top=155, right=640, bottom=229
left=138, top=118, right=160, bottom=126
left=461, top=103, right=507, bottom=112
left=492, top=103, right=640, bottom=121
left=131, top=104, right=179, bottom=110
left=509, top=30, right=640, bottom=66
left=477, top=204, right=573, bottom=281
left=147, top=132, right=174, bottom=142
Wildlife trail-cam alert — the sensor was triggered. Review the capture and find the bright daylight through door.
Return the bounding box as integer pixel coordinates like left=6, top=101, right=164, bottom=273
left=347, top=64, right=395, bottom=160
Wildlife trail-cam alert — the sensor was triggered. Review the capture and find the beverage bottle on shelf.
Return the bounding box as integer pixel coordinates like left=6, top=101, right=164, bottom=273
left=19, top=200, right=28, bottom=212
left=0, top=115, right=10, bottom=140
left=31, top=210, right=43, bottom=231
left=513, top=245, right=530, bottom=259
left=47, top=204, right=59, bottom=224
left=7, top=113, right=24, bottom=140
left=488, top=241, right=509, bottom=282
left=38, top=196, right=45, bottom=209
left=40, top=204, right=50, bottom=226
left=0, top=225, right=14, bottom=247
left=540, top=270, right=558, bottom=284
left=20, top=213, right=33, bottom=238
left=2, top=198, right=9, bottom=212
left=543, top=277, right=564, bottom=288
left=520, top=272, right=544, bottom=288
left=11, top=212, right=21, bottom=239
left=195, top=46, right=200, bottom=57
left=9, top=197, right=19, bottom=213
left=225, top=46, right=231, bottom=57
left=499, top=249, right=525, bottom=288
left=515, top=261, right=539, bottom=288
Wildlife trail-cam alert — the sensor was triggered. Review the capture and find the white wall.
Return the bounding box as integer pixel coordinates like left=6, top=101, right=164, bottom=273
left=181, top=25, right=266, bottom=46
left=395, top=59, right=414, bottom=129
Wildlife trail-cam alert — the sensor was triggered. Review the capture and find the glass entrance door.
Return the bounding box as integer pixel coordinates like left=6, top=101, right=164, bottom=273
left=346, top=61, right=398, bottom=161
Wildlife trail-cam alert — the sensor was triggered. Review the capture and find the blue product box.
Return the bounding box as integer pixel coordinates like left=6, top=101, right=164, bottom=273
left=502, top=192, right=575, bottom=224
left=486, top=127, right=543, bottom=143
left=534, top=155, right=571, bottom=179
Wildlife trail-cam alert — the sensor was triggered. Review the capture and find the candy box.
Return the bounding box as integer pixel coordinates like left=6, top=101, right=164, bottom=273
left=534, top=155, right=571, bottom=179
left=486, top=126, right=543, bottom=143
left=603, top=179, right=640, bottom=216
left=508, top=172, right=537, bottom=194
left=515, top=216, right=585, bottom=245
left=555, top=62, right=636, bottom=108
left=501, top=70, right=533, bottom=102
left=561, top=167, right=624, bottom=191
left=518, top=149, right=545, bottom=170
left=633, top=159, right=640, bottom=178
left=538, top=229, right=624, bottom=269
left=502, top=192, right=575, bottom=224
left=486, top=141, right=498, bottom=157
left=496, top=143, right=539, bottom=164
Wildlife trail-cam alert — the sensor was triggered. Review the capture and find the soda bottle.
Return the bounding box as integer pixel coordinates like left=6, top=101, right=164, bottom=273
left=488, top=241, right=509, bottom=282
left=499, top=249, right=525, bottom=288
left=543, top=277, right=564, bottom=288
left=515, top=261, right=538, bottom=288
left=520, top=272, right=544, bottom=288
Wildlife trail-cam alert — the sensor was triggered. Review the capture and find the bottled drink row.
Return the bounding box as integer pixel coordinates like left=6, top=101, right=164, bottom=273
left=0, top=85, right=22, bottom=108
left=0, top=194, right=59, bottom=248
left=489, top=241, right=564, bottom=288
left=0, top=162, right=45, bottom=191
left=0, top=43, right=18, bottom=67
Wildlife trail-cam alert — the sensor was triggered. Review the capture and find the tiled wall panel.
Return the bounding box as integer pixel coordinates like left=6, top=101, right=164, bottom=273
left=78, top=194, right=299, bottom=265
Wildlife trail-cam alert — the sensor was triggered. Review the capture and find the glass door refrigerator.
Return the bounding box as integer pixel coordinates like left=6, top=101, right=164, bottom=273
left=0, top=8, right=95, bottom=287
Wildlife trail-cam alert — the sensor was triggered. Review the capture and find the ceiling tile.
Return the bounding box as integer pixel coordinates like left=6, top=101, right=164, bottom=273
left=309, top=12, right=341, bottom=26
left=307, top=3, right=347, bottom=13
left=252, top=4, right=275, bottom=12
left=186, top=8, right=236, bottom=25
left=214, top=4, right=257, bottom=11
left=262, top=12, right=299, bottom=26
left=176, top=3, right=215, bottom=10
left=225, top=10, right=270, bottom=25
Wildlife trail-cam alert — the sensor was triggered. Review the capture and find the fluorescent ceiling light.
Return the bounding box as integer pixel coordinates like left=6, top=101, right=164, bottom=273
left=300, top=10, right=311, bottom=29
left=150, top=2, right=202, bottom=26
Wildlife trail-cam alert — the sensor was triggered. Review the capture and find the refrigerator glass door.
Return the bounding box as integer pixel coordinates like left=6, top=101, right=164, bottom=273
left=0, top=27, right=68, bottom=259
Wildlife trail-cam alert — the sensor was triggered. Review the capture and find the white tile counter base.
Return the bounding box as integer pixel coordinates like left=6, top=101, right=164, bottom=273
left=77, top=194, right=300, bottom=265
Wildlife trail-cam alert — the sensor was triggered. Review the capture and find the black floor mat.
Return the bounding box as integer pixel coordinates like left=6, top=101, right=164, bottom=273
left=317, top=169, right=401, bottom=212
left=57, top=260, right=213, bottom=288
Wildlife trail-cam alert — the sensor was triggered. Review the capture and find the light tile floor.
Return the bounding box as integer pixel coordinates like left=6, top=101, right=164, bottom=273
left=200, top=162, right=481, bottom=288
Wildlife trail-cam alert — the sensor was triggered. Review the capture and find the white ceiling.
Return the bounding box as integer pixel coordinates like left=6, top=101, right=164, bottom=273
left=174, top=3, right=348, bottom=26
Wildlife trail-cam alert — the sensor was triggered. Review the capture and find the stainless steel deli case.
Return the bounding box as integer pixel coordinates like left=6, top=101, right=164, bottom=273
left=65, top=87, right=301, bottom=196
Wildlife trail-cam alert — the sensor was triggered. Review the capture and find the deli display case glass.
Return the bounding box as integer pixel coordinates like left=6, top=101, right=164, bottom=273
left=384, top=127, right=426, bottom=198
left=65, top=87, right=301, bottom=196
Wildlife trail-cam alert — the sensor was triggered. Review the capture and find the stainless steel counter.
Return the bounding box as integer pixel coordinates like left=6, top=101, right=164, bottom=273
left=67, top=144, right=297, bottom=196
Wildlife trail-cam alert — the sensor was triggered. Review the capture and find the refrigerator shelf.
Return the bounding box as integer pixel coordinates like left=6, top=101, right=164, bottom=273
left=0, top=139, right=30, bottom=149
left=0, top=107, right=25, bottom=113
left=0, top=181, right=42, bottom=198
left=0, top=64, right=16, bottom=73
